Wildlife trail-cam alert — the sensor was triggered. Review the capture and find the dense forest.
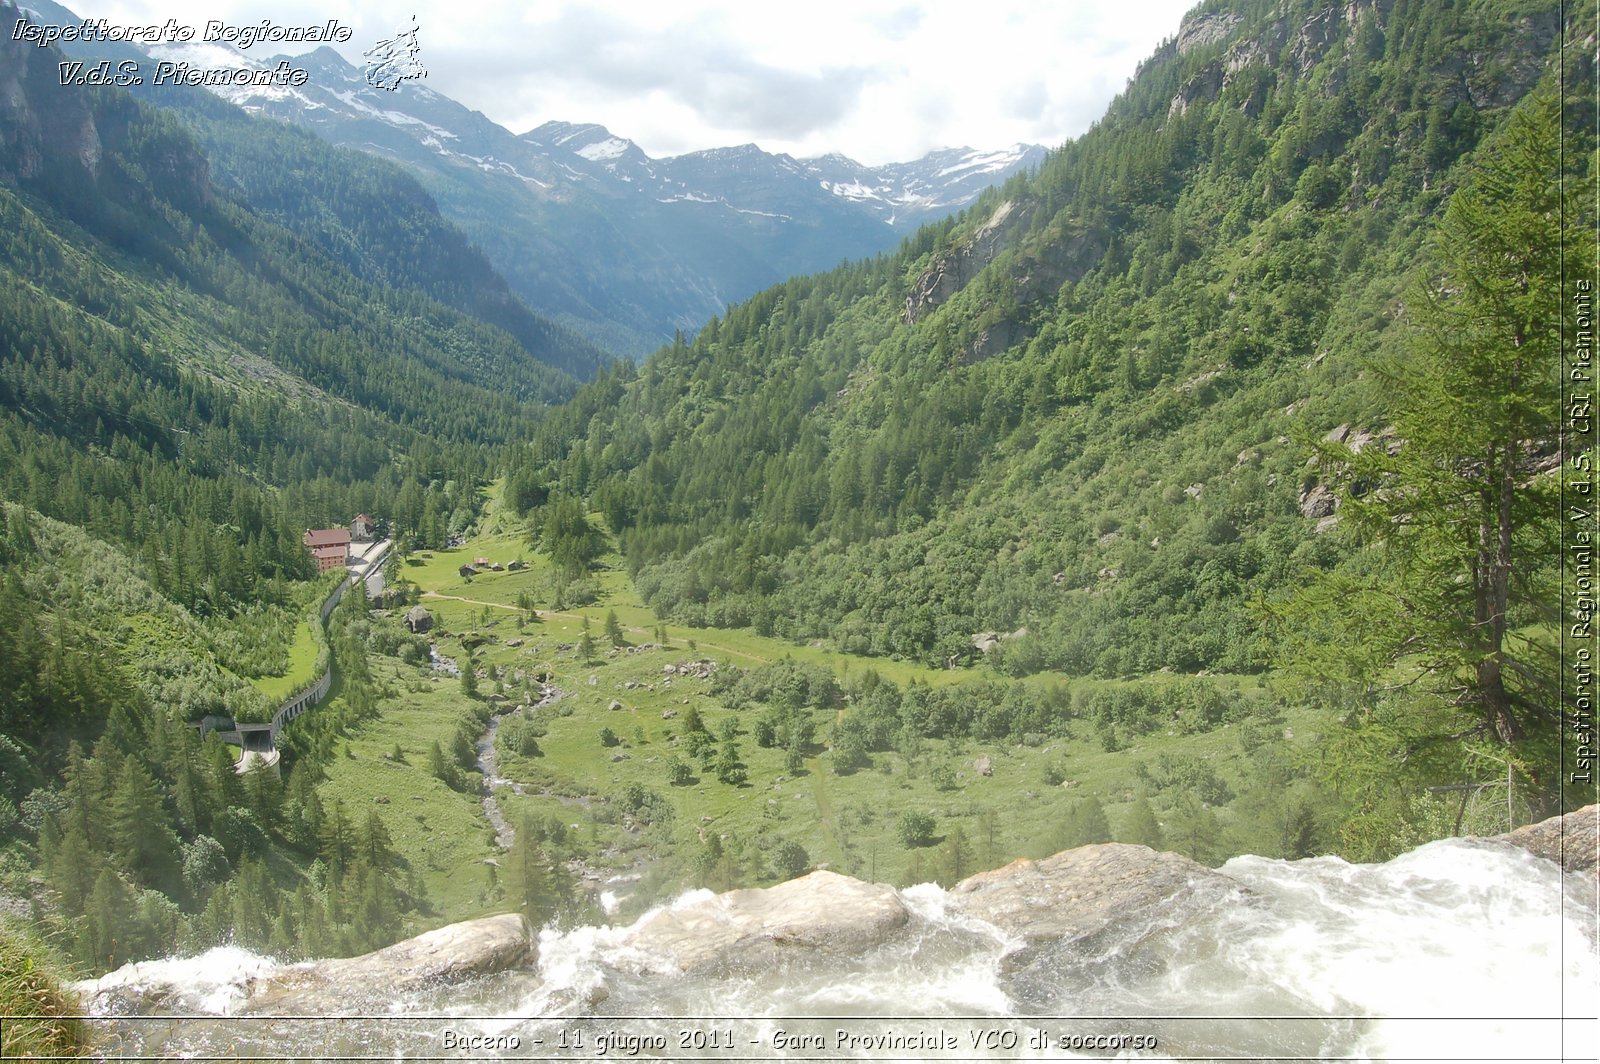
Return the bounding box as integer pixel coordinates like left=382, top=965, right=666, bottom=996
left=516, top=0, right=1591, bottom=826
left=0, top=1, right=613, bottom=611
left=0, top=0, right=1592, bottom=991
left=0, top=1, right=594, bottom=971
left=524, top=0, right=1577, bottom=672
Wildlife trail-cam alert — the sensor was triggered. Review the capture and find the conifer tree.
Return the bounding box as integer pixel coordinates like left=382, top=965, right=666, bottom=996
left=107, top=759, right=181, bottom=894
left=1058, top=797, right=1111, bottom=849
left=428, top=740, right=458, bottom=790
left=347, top=859, right=401, bottom=951
left=784, top=732, right=806, bottom=776
left=1123, top=796, right=1165, bottom=850
left=242, top=758, right=283, bottom=832
left=46, top=821, right=99, bottom=916
left=507, top=815, right=570, bottom=928
left=359, top=809, right=396, bottom=872
left=83, top=868, right=133, bottom=968
left=318, top=799, right=355, bottom=874
left=1281, top=93, right=1586, bottom=748
left=940, top=825, right=971, bottom=884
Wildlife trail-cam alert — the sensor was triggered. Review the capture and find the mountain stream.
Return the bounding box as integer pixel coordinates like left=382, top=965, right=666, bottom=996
left=79, top=838, right=1596, bottom=1062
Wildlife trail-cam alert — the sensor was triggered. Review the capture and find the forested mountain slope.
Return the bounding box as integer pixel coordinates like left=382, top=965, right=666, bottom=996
left=1, top=8, right=591, bottom=618
left=523, top=0, right=1587, bottom=688
left=134, top=84, right=613, bottom=383
left=0, top=13, right=582, bottom=968
left=11, top=0, right=613, bottom=376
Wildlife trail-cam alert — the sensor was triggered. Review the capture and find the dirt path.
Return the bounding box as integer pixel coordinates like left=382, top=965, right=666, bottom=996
left=806, top=756, right=846, bottom=870
left=420, top=591, right=772, bottom=664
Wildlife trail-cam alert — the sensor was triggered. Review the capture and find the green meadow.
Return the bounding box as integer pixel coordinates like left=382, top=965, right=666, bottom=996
left=300, top=497, right=1324, bottom=929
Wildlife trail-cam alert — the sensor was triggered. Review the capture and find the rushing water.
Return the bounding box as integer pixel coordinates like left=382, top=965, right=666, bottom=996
left=81, top=839, right=1597, bottom=1062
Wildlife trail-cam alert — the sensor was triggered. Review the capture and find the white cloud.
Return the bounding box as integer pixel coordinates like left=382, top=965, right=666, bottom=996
left=63, top=0, right=1200, bottom=163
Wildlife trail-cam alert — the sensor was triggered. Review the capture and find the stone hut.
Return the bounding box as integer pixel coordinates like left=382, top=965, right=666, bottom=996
left=405, top=606, right=433, bottom=634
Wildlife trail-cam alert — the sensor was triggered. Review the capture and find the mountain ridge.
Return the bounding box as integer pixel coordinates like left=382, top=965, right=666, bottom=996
left=23, top=14, right=1045, bottom=357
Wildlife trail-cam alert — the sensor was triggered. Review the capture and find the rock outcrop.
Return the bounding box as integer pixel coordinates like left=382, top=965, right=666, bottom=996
left=619, top=870, right=909, bottom=975
left=903, top=200, right=1025, bottom=324
left=1175, top=10, right=1242, bottom=54
left=1495, top=805, right=1598, bottom=875
left=947, top=843, right=1245, bottom=967
left=79, top=913, right=534, bottom=1016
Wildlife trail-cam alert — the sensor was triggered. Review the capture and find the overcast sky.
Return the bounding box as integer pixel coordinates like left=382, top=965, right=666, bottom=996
left=66, top=0, right=1201, bottom=164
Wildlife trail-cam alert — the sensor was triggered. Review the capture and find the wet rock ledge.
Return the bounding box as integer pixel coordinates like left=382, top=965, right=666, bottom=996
left=246, top=911, right=532, bottom=1011
left=80, top=805, right=1595, bottom=1014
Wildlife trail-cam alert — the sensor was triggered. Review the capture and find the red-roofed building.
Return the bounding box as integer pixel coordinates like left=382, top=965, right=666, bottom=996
left=351, top=513, right=375, bottom=541
left=304, top=528, right=351, bottom=572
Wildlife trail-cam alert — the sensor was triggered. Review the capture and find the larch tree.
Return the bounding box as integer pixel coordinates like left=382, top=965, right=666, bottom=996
left=1282, top=92, right=1587, bottom=750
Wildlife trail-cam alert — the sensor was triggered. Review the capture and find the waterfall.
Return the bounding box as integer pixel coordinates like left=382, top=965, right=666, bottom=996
left=79, top=837, right=1598, bottom=1062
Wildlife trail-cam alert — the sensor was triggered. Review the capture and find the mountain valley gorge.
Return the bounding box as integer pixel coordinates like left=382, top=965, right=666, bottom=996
left=0, top=0, right=1594, bottom=1057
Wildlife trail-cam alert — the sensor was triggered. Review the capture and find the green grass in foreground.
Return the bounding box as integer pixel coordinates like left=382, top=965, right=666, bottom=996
left=0, top=919, right=94, bottom=1060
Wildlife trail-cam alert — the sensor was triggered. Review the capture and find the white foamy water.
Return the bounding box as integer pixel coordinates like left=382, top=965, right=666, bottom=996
left=79, top=839, right=1598, bottom=1062
left=85, top=944, right=287, bottom=1015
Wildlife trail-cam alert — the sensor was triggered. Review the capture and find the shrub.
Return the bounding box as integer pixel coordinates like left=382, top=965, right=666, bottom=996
left=897, top=811, right=936, bottom=848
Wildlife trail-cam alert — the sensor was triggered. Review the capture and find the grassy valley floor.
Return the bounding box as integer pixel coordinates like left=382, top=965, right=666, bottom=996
left=296, top=494, right=1330, bottom=932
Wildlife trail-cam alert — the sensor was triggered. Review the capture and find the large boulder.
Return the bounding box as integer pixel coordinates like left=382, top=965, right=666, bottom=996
left=620, top=870, right=908, bottom=975
left=1495, top=805, right=1598, bottom=875
left=948, top=843, right=1245, bottom=965
left=246, top=913, right=532, bottom=1012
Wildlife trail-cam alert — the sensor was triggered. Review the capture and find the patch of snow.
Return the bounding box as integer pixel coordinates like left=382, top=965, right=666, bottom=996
left=449, top=152, right=549, bottom=187
left=553, top=123, right=608, bottom=147
left=575, top=136, right=631, bottom=161
left=935, top=147, right=1025, bottom=179
left=226, top=85, right=316, bottom=106
left=327, top=90, right=455, bottom=139
left=820, top=179, right=884, bottom=201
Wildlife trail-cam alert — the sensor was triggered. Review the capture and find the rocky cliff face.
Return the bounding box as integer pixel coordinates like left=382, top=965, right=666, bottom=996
left=902, top=200, right=1030, bottom=324
left=1164, top=0, right=1559, bottom=122
left=0, top=29, right=100, bottom=183
left=1, top=14, right=212, bottom=213
left=901, top=198, right=1107, bottom=354
left=246, top=913, right=534, bottom=1012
